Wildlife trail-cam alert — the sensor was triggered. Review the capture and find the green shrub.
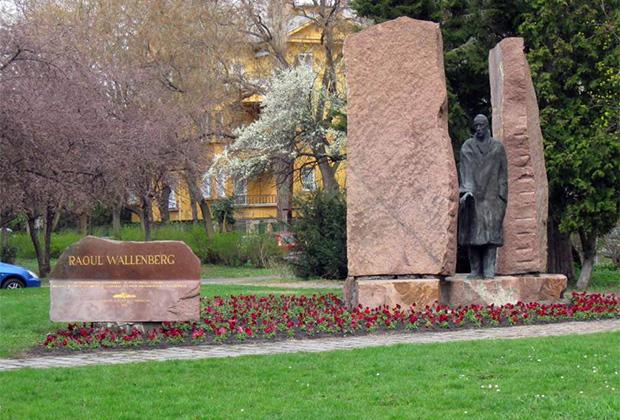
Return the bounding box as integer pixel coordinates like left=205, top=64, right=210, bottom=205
left=206, top=232, right=244, bottom=266
left=9, top=230, right=83, bottom=259
left=1, top=245, right=17, bottom=264
left=291, top=190, right=347, bottom=279
left=241, top=234, right=282, bottom=268
left=7, top=223, right=279, bottom=269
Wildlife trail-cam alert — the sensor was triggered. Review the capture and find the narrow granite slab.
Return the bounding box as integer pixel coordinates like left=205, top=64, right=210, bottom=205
left=489, top=37, right=549, bottom=274
left=344, top=17, right=458, bottom=277
left=50, top=236, right=200, bottom=322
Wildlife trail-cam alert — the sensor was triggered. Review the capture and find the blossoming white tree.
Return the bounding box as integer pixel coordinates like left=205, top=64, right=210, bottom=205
left=212, top=65, right=346, bottom=224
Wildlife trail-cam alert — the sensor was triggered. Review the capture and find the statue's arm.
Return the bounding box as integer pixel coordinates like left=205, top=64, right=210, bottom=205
left=459, top=143, right=474, bottom=197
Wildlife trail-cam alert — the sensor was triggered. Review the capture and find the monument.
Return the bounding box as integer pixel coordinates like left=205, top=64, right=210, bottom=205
left=50, top=236, right=201, bottom=322
left=344, top=20, right=566, bottom=309
left=343, top=17, right=458, bottom=309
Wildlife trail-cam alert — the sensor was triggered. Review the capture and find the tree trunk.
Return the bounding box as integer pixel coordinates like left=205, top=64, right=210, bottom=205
left=198, top=200, right=215, bottom=239
left=190, top=200, right=199, bottom=224
left=317, top=160, right=339, bottom=192
left=43, top=206, right=55, bottom=277
left=274, top=158, right=294, bottom=226
left=576, top=230, right=596, bottom=290
left=547, top=217, right=575, bottom=284
left=185, top=172, right=214, bottom=238
left=141, top=196, right=153, bottom=241
left=51, top=210, right=62, bottom=232
left=27, top=213, right=51, bottom=277
left=158, top=185, right=171, bottom=224
left=78, top=211, right=89, bottom=235
left=112, top=205, right=122, bottom=238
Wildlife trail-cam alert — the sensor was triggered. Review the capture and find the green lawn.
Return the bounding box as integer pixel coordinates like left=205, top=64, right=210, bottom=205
left=580, top=266, right=620, bottom=293
left=201, top=263, right=289, bottom=279
left=0, top=285, right=340, bottom=359
left=0, top=332, right=618, bottom=418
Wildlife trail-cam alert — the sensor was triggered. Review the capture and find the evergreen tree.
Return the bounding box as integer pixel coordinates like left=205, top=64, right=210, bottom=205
left=520, top=0, right=620, bottom=289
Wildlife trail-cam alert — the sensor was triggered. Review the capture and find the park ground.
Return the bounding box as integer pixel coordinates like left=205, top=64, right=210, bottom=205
left=0, top=263, right=618, bottom=418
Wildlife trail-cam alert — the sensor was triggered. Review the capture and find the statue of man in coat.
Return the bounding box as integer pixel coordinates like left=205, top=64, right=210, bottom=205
left=458, top=114, right=508, bottom=278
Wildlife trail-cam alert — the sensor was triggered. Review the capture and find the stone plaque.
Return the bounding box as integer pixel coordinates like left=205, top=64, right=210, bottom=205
left=50, top=236, right=201, bottom=322
left=344, top=17, right=458, bottom=277
left=489, top=37, right=549, bottom=274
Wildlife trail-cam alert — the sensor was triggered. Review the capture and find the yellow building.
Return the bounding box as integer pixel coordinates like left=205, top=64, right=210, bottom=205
left=136, top=9, right=352, bottom=231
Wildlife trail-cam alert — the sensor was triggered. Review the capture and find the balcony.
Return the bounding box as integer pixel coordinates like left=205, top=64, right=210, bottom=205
left=232, top=194, right=276, bottom=207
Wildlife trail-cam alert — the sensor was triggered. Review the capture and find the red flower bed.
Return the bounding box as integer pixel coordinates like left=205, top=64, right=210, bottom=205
left=42, top=292, right=619, bottom=351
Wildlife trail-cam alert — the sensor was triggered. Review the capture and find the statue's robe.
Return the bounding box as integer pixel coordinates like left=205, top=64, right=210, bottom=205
left=458, top=135, right=508, bottom=246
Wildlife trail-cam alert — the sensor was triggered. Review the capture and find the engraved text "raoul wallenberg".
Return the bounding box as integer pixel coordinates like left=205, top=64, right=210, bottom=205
left=68, top=255, right=176, bottom=266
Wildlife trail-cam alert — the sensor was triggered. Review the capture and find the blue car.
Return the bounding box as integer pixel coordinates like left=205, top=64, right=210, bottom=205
left=0, top=262, right=41, bottom=289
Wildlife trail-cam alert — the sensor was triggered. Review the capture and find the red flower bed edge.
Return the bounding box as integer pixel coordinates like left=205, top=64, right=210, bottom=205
left=42, top=292, right=619, bottom=351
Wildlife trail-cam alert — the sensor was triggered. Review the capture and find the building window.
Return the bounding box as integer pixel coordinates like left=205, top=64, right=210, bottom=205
left=234, top=178, right=248, bottom=204
left=216, top=173, right=227, bottom=198
left=168, top=188, right=178, bottom=210
left=201, top=173, right=212, bottom=199
left=301, top=167, right=316, bottom=191
left=298, top=52, right=313, bottom=67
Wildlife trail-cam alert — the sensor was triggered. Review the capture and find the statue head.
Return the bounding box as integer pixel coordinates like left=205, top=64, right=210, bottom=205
left=473, top=114, right=489, bottom=140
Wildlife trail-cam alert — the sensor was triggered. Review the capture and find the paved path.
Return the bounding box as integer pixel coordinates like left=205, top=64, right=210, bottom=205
left=1, top=319, right=618, bottom=372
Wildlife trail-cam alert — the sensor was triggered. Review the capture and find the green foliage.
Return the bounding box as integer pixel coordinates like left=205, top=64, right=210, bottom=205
left=211, top=198, right=236, bottom=230
left=0, top=245, right=16, bottom=264
left=241, top=234, right=283, bottom=268
left=8, top=230, right=83, bottom=259
left=203, top=232, right=281, bottom=268
left=292, top=190, right=347, bottom=279
left=520, top=0, right=620, bottom=238
left=7, top=225, right=280, bottom=269
left=206, top=232, right=245, bottom=266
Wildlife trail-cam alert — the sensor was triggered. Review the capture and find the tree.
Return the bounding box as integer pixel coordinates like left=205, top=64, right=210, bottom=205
left=0, top=9, right=117, bottom=275
left=232, top=0, right=352, bottom=223
left=520, top=0, right=620, bottom=289
left=211, top=66, right=346, bottom=223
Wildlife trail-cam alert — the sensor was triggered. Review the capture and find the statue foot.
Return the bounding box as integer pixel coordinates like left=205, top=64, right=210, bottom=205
left=466, top=273, right=482, bottom=279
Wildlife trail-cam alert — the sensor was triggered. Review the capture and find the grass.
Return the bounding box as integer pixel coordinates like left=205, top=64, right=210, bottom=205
left=0, top=332, right=618, bottom=418
left=201, top=263, right=288, bottom=279
left=0, top=285, right=340, bottom=359
left=581, top=265, right=620, bottom=292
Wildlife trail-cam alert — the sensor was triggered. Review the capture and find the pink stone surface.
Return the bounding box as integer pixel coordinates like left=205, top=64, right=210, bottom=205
left=50, top=236, right=201, bottom=322
left=344, top=17, right=458, bottom=277
left=440, top=274, right=567, bottom=306
left=489, top=38, right=549, bottom=274
left=344, top=278, right=440, bottom=309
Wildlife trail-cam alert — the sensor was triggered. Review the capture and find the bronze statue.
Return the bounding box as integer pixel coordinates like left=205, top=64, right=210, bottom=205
left=458, top=114, right=508, bottom=278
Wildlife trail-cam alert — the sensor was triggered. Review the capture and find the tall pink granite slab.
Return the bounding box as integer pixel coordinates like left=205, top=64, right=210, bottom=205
left=50, top=236, right=201, bottom=322
left=344, top=17, right=458, bottom=277
left=489, top=37, right=549, bottom=275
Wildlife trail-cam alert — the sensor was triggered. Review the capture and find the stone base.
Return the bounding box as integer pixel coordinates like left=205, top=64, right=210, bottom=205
left=440, top=274, right=567, bottom=306
left=344, top=278, right=440, bottom=309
